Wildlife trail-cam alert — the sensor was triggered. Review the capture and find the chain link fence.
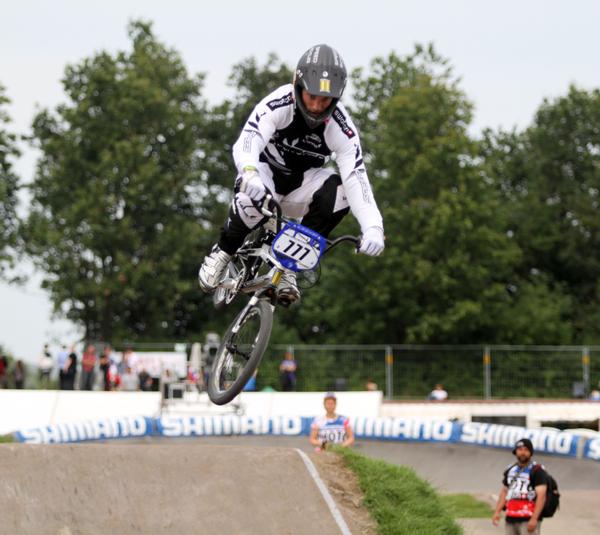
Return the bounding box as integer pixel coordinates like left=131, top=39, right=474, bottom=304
left=258, top=344, right=600, bottom=400
left=80, top=341, right=600, bottom=400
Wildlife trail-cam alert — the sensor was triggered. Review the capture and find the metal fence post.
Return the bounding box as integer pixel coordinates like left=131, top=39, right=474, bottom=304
left=582, top=346, right=590, bottom=397
left=385, top=346, right=393, bottom=400
left=483, top=346, right=491, bottom=400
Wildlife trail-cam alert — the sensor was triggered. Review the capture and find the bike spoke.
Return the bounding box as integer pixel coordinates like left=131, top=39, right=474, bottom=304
left=226, top=343, right=252, bottom=361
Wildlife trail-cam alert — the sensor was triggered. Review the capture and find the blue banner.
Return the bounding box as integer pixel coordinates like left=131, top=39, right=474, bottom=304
left=11, top=415, right=595, bottom=460
left=584, top=437, right=600, bottom=461
left=156, top=415, right=306, bottom=437
left=13, top=416, right=153, bottom=444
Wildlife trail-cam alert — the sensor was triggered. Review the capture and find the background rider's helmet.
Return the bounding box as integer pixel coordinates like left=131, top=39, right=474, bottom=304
left=293, top=44, right=347, bottom=128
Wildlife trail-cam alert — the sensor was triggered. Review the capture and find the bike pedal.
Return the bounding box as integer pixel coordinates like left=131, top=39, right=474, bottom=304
left=278, top=296, right=293, bottom=307
left=277, top=293, right=300, bottom=307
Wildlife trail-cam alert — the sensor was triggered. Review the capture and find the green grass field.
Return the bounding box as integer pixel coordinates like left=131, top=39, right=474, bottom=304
left=334, top=446, right=463, bottom=534
left=0, top=434, right=15, bottom=443
left=439, top=493, right=493, bottom=518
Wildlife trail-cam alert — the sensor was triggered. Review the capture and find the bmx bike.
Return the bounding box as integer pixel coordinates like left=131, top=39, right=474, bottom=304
left=207, top=196, right=360, bottom=405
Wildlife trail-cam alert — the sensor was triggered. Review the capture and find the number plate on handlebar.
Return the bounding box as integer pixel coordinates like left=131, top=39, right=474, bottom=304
left=271, top=222, right=326, bottom=272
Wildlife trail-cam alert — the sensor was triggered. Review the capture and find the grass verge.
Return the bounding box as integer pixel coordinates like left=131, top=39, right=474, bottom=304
left=0, top=434, right=15, bottom=443
left=333, top=446, right=462, bottom=534
left=440, top=493, right=492, bottom=518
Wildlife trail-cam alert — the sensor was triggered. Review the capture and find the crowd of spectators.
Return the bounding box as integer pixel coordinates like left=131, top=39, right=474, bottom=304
left=0, top=343, right=161, bottom=392
left=0, top=354, right=27, bottom=389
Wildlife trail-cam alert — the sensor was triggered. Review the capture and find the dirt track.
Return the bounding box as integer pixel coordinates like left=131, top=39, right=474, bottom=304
left=0, top=443, right=374, bottom=535
left=2, top=437, right=600, bottom=535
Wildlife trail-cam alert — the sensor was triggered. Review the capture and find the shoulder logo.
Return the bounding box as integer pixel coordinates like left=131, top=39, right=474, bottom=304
left=332, top=108, right=355, bottom=139
left=266, top=92, right=294, bottom=111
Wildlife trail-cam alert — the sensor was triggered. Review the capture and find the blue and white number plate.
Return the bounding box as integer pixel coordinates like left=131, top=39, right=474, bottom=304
left=271, top=222, right=326, bottom=272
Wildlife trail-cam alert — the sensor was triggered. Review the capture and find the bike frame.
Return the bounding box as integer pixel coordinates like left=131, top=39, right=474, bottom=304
left=208, top=196, right=360, bottom=405
left=215, top=196, right=360, bottom=333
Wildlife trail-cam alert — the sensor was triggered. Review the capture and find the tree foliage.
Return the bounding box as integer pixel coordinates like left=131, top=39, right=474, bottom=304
left=25, top=21, right=211, bottom=341
left=15, top=28, right=599, bottom=353
left=0, top=85, right=20, bottom=277
left=481, top=86, right=600, bottom=342
left=279, top=46, right=570, bottom=345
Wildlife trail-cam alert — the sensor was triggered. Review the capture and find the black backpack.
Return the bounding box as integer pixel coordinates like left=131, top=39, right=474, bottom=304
left=533, top=464, right=560, bottom=517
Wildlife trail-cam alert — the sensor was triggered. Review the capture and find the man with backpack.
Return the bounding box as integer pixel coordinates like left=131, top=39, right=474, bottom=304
left=492, top=438, right=556, bottom=534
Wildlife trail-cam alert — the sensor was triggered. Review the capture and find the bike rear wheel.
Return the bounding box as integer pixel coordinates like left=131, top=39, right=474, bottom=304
left=207, top=299, right=273, bottom=405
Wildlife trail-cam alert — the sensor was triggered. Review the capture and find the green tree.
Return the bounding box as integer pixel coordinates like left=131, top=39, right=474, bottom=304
left=282, top=46, right=570, bottom=345
left=24, top=21, right=211, bottom=342
left=481, top=86, right=600, bottom=342
left=201, top=54, right=292, bottom=204
left=0, top=85, right=20, bottom=277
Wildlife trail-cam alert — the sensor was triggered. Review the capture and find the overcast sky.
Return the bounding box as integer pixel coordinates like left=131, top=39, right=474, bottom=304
left=2, top=0, right=600, bottom=364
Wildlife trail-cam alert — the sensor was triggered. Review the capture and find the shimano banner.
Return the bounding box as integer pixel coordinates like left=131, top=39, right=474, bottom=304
left=14, top=416, right=152, bottom=444
left=156, top=415, right=305, bottom=437
left=351, top=417, right=459, bottom=442
left=350, top=418, right=580, bottom=456
left=12, top=415, right=592, bottom=459
left=584, top=437, right=600, bottom=461
left=458, top=422, right=579, bottom=456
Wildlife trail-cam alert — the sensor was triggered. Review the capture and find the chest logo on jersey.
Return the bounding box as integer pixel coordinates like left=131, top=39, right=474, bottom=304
left=304, top=133, right=323, bottom=149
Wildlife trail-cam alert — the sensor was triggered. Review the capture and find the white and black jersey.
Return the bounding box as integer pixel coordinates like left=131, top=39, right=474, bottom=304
left=232, top=84, right=383, bottom=233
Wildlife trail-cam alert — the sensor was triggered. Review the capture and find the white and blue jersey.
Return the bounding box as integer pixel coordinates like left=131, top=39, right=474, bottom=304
left=311, top=414, right=350, bottom=445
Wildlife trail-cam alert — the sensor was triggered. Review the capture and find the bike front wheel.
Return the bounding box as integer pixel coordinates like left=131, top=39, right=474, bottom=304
left=207, top=299, right=273, bottom=405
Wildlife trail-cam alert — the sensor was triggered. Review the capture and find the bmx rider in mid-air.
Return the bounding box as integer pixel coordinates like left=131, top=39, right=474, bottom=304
left=199, top=43, right=385, bottom=304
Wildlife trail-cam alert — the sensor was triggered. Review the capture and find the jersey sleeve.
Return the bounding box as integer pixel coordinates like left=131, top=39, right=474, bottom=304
left=531, top=465, right=549, bottom=488
left=232, top=84, right=294, bottom=175
left=324, top=104, right=384, bottom=233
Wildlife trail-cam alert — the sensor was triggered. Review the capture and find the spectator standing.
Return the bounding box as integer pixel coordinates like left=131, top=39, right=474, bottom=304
left=79, top=344, right=97, bottom=390
left=120, top=366, right=140, bottom=391
left=309, top=392, right=354, bottom=451
left=365, top=378, right=378, bottom=391
left=62, top=346, right=78, bottom=390
left=138, top=367, right=153, bottom=391
left=12, top=360, right=26, bottom=389
left=428, top=383, right=448, bottom=401
left=38, top=344, right=53, bottom=387
left=99, top=345, right=114, bottom=391
left=56, top=344, right=70, bottom=389
left=107, top=361, right=121, bottom=390
left=120, top=347, right=139, bottom=375
left=492, top=438, right=549, bottom=534
left=279, top=353, right=297, bottom=391
left=161, top=368, right=176, bottom=398
left=0, top=355, right=7, bottom=388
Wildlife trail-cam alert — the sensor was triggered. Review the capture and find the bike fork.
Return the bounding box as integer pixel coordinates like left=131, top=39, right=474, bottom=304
left=231, top=269, right=281, bottom=335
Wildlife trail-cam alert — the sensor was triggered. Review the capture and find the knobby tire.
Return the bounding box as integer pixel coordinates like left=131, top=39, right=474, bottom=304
left=207, top=300, right=273, bottom=405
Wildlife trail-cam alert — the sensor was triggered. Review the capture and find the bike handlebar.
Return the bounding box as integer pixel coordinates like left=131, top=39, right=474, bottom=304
left=260, top=195, right=361, bottom=253
left=324, top=235, right=361, bottom=255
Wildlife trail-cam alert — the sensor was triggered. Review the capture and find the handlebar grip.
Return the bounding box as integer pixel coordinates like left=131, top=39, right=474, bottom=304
left=260, top=195, right=274, bottom=217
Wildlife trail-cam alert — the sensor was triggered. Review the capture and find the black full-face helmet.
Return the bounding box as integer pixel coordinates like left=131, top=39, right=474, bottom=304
left=293, top=44, right=347, bottom=128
